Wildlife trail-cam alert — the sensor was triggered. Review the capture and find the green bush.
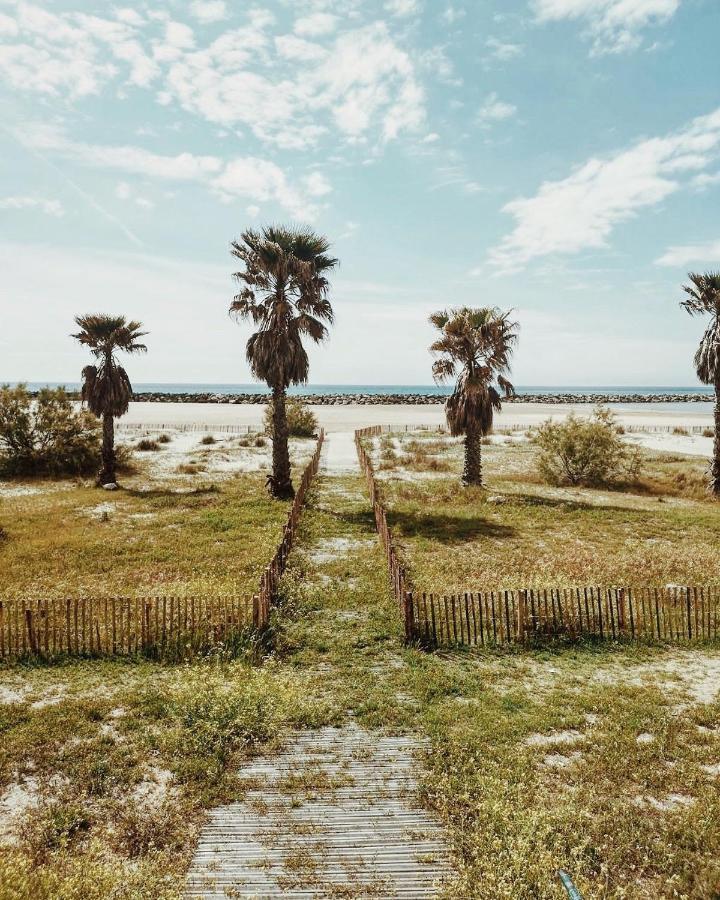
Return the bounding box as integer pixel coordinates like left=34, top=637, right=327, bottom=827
left=263, top=398, right=318, bottom=438
left=535, top=407, right=642, bottom=487
left=0, top=385, right=100, bottom=477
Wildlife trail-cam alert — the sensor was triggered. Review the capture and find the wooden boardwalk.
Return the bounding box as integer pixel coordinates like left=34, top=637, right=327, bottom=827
left=184, top=725, right=451, bottom=898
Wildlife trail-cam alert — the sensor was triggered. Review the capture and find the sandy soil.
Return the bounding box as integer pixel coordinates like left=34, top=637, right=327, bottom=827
left=120, top=401, right=714, bottom=433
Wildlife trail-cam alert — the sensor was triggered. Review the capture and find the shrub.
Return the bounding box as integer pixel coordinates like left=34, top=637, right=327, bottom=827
left=263, top=398, right=318, bottom=438
left=535, top=407, right=642, bottom=487
left=254, top=436, right=267, bottom=448
left=136, top=438, right=160, bottom=452
left=702, top=428, right=714, bottom=438
left=176, top=462, right=206, bottom=475
left=200, top=434, right=216, bottom=445
left=672, top=426, right=689, bottom=436
left=0, top=384, right=100, bottom=477
left=157, top=433, right=172, bottom=444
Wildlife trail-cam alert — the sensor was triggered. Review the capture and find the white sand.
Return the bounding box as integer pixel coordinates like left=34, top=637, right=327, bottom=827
left=121, top=401, right=713, bottom=433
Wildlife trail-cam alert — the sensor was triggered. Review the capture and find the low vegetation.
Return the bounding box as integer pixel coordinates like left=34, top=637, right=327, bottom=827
left=0, top=385, right=100, bottom=478
left=0, top=658, right=329, bottom=900
left=371, top=431, right=720, bottom=593
left=0, top=442, right=301, bottom=599
left=534, top=407, right=642, bottom=487
left=263, top=398, right=318, bottom=438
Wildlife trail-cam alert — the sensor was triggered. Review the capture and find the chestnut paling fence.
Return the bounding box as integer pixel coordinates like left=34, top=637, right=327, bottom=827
left=0, top=431, right=324, bottom=660
left=355, top=426, right=720, bottom=647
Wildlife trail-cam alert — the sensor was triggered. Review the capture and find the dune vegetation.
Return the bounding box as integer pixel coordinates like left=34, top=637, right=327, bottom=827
left=371, top=431, right=720, bottom=594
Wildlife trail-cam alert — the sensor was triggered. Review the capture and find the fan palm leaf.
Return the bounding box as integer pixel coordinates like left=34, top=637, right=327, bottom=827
left=429, top=306, right=518, bottom=486
left=230, top=224, right=337, bottom=499
left=72, top=314, right=147, bottom=485
left=681, top=271, right=720, bottom=494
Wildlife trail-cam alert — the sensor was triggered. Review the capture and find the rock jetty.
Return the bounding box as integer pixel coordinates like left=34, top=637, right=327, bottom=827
left=126, top=391, right=713, bottom=405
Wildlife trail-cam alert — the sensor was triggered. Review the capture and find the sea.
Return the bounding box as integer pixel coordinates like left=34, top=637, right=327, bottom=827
left=19, top=383, right=716, bottom=398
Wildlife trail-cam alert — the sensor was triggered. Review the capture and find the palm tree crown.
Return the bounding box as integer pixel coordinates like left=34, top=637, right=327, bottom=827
left=229, top=225, right=337, bottom=499
left=681, top=272, right=720, bottom=384
left=430, top=306, right=518, bottom=438
left=230, top=225, right=337, bottom=389
left=73, top=314, right=147, bottom=418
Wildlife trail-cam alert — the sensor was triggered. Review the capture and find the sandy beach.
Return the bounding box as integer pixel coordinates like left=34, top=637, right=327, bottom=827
left=121, top=400, right=714, bottom=433
left=116, top=400, right=715, bottom=460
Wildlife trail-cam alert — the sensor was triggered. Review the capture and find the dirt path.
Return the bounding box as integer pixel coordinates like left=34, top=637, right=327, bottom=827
left=185, top=451, right=452, bottom=898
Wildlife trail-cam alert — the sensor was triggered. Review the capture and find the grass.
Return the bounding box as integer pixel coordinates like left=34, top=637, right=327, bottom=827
left=0, top=440, right=316, bottom=598
left=0, top=657, right=330, bottom=899
left=276, top=474, right=720, bottom=898
left=3, top=447, right=720, bottom=898
left=372, top=433, right=720, bottom=592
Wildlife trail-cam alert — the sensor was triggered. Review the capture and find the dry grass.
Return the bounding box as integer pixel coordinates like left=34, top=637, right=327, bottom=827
left=0, top=441, right=315, bottom=599
left=373, top=433, right=720, bottom=593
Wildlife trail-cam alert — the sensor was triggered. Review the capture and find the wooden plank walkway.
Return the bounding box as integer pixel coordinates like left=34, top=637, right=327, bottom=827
left=184, top=724, right=451, bottom=898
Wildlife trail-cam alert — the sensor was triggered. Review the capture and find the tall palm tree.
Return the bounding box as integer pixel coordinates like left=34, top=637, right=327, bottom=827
left=429, top=306, right=518, bottom=486
left=230, top=225, right=337, bottom=499
left=681, top=271, right=720, bottom=495
left=72, top=314, right=147, bottom=486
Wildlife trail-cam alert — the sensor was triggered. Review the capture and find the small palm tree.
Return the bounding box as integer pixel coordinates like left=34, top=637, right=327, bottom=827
left=681, top=271, right=720, bottom=495
left=72, top=315, right=147, bottom=486
left=230, top=225, right=337, bottom=499
left=429, top=307, right=518, bottom=486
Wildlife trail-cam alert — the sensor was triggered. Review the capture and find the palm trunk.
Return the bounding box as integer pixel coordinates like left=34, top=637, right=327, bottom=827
left=98, top=413, right=116, bottom=485
left=712, top=377, right=720, bottom=495
left=463, top=424, right=482, bottom=486
left=269, top=386, right=294, bottom=499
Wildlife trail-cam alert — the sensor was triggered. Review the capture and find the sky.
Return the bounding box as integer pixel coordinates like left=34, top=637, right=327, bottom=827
left=0, top=0, right=719, bottom=387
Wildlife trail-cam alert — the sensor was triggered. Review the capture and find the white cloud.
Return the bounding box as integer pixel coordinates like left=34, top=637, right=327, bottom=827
left=302, top=172, right=333, bottom=197
left=442, top=6, right=466, bottom=25
left=293, top=13, right=337, bottom=37
left=0, top=195, right=64, bottom=216
left=274, top=34, right=326, bottom=62
left=0, top=6, right=425, bottom=151
left=692, top=171, right=720, bottom=191
left=478, top=92, right=517, bottom=124
left=655, top=239, right=720, bottom=267
left=189, top=1, right=228, bottom=24
left=385, top=0, right=420, bottom=17
left=532, top=0, right=680, bottom=55
left=16, top=124, right=324, bottom=220
left=489, top=107, right=720, bottom=272
left=115, top=182, right=132, bottom=200
left=485, top=37, right=524, bottom=61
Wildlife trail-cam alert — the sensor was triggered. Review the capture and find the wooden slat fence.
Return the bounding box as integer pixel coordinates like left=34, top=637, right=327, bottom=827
left=354, top=427, right=720, bottom=648
left=355, top=427, right=414, bottom=639
left=0, top=431, right=325, bottom=660
left=0, top=595, right=255, bottom=659
left=254, top=429, right=325, bottom=623
left=409, top=586, right=720, bottom=647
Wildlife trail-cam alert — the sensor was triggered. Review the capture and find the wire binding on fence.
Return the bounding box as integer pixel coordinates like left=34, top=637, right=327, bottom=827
left=0, top=431, right=325, bottom=659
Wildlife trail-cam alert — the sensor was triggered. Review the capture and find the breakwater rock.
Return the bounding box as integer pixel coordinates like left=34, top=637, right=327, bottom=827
left=127, top=392, right=714, bottom=405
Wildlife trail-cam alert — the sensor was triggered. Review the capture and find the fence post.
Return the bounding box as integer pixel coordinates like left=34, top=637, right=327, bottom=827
left=252, top=594, right=261, bottom=629
left=518, top=590, right=527, bottom=643
left=25, top=609, right=37, bottom=656
left=403, top=592, right=415, bottom=643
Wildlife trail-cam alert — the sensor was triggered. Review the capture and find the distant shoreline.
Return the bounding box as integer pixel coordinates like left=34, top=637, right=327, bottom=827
left=126, top=391, right=713, bottom=405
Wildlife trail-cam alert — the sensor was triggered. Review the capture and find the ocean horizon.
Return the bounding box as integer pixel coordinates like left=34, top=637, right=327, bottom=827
left=15, top=382, right=716, bottom=397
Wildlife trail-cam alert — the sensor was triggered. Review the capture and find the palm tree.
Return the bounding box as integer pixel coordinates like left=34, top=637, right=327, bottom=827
left=72, top=315, right=147, bottom=486
left=230, top=225, right=337, bottom=499
left=429, top=307, right=518, bottom=486
left=681, top=271, right=720, bottom=495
